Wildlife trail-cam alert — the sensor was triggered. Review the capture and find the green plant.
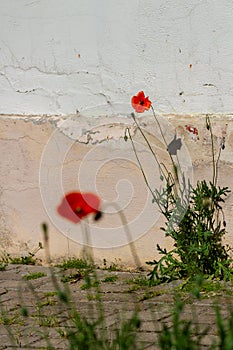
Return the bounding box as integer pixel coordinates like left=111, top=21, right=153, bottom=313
left=127, top=276, right=149, bottom=286
left=80, top=277, right=100, bottom=290
left=139, top=289, right=165, bottom=301
left=0, top=261, right=7, bottom=271
left=157, top=297, right=208, bottom=349
left=124, top=276, right=149, bottom=293
left=3, top=228, right=233, bottom=350
left=104, top=263, right=119, bottom=271
left=61, top=272, right=83, bottom=284
left=43, top=291, right=57, bottom=298
left=38, top=314, right=59, bottom=328
left=57, top=258, right=96, bottom=283
left=23, top=271, right=47, bottom=280
left=10, top=255, right=37, bottom=265
left=9, top=224, right=144, bottom=350
left=1, top=242, right=43, bottom=265
left=0, top=308, right=24, bottom=326
left=214, top=307, right=233, bottom=349
left=179, top=275, right=233, bottom=299
left=57, top=258, right=92, bottom=270
left=147, top=178, right=231, bottom=284
left=102, top=258, right=123, bottom=271
left=40, top=297, right=56, bottom=307
left=102, top=275, right=118, bottom=283
left=129, top=93, right=232, bottom=284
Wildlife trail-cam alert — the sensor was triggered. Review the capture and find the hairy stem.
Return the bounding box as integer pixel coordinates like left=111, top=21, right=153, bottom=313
left=151, top=105, right=180, bottom=186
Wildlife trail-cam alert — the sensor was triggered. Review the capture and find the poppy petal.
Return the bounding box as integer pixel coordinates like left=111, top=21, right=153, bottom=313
left=131, top=91, right=152, bottom=113
left=57, top=197, right=81, bottom=223
left=57, top=192, right=101, bottom=223
left=137, top=91, right=146, bottom=99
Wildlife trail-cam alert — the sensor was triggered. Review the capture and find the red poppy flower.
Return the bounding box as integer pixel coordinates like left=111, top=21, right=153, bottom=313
left=131, top=91, right=152, bottom=113
left=57, top=192, right=102, bottom=223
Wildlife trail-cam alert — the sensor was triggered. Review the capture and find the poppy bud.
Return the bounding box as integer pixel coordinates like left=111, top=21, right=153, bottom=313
left=206, top=116, right=210, bottom=130
left=203, top=197, right=212, bottom=208
left=221, top=137, right=225, bottom=150
left=94, top=211, right=102, bottom=221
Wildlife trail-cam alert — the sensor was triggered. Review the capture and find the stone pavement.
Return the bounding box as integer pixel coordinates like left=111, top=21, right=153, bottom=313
left=0, top=264, right=233, bottom=349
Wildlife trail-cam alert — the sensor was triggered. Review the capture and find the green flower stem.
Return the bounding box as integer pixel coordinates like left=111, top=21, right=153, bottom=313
left=125, top=127, right=158, bottom=203
left=206, top=115, right=216, bottom=185
left=81, top=219, right=94, bottom=265
left=151, top=105, right=180, bottom=187
left=130, top=113, right=170, bottom=180
left=215, top=143, right=222, bottom=188
left=125, top=126, right=177, bottom=208
left=151, top=105, right=168, bottom=150
left=102, top=201, right=142, bottom=270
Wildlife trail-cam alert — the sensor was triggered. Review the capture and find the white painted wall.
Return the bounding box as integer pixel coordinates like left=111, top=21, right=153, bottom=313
left=1, top=0, right=233, bottom=115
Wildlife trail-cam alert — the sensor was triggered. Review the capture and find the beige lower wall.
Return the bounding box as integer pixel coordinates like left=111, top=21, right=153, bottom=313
left=1, top=114, right=233, bottom=268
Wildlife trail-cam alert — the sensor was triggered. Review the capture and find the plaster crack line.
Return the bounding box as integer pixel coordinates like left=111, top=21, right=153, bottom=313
left=1, top=64, right=97, bottom=77
left=0, top=71, right=39, bottom=94
left=16, top=88, right=36, bottom=94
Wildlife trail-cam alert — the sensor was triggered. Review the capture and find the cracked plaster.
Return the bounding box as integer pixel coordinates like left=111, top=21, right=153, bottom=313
left=1, top=0, right=233, bottom=265
left=1, top=1, right=233, bottom=114
left=0, top=114, right=233, bottom=266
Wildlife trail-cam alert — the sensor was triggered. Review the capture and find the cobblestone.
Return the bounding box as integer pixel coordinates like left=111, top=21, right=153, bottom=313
left=0, top=265, right=233, bottom=349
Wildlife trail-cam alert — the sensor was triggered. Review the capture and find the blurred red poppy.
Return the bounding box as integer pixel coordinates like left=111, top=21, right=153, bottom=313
left=131, top=91, right=151, bottom=113
left=57, top=192, right=102, bottom=223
